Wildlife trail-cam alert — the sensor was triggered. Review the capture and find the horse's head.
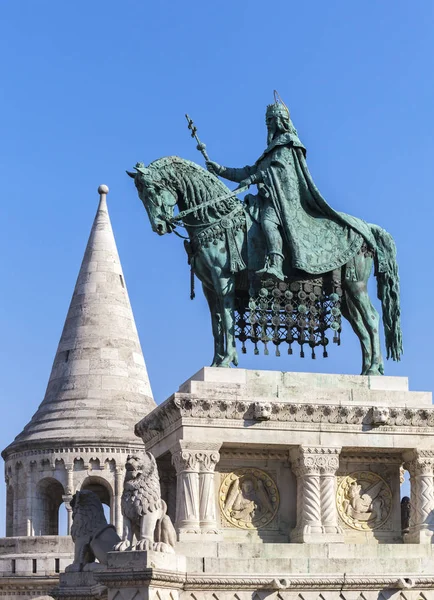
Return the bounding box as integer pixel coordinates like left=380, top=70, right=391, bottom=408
left=127, top=162, right=177, bottom=235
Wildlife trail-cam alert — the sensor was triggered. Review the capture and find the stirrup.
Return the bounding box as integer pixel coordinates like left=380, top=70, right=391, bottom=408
left=256, top=265, right=285, bottom=281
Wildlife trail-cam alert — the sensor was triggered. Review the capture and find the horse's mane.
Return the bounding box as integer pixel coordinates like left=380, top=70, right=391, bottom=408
left=148, top=156, right=241, bottom=221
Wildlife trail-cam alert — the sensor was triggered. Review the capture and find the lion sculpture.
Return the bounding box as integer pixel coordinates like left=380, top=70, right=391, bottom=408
left=113, top=452, right=176, bottom=553
left=66, top=489, right=121, bottom=572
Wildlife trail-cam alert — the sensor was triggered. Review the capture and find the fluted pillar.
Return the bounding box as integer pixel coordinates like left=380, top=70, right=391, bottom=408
left=171, top=443, right=201, bottom=539
left=171, top=442, right=222, bottom=540
left=290, top=446, right=343, bottom=543
left=198, top=446, right=220, bottom=534
left=404, top=450, right=434, bottom=543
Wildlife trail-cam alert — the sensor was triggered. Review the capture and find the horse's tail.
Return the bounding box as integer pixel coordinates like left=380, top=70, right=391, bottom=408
left=370, top=224, right=403, bottom=361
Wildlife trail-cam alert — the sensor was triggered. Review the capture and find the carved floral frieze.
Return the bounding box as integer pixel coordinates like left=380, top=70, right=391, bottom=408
left=136, top=394, right=434, bottom=443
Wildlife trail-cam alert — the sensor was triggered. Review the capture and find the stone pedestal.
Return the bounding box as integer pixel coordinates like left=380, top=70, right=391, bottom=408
left=54, top=552, right=186, bottom=600
left=54, top=569, right=107, bottom=599
left=98, top=551, right=186, bottom=600
left=56, top=368, right=434, bottom=600
left=136, top=368, right=434, bottom=546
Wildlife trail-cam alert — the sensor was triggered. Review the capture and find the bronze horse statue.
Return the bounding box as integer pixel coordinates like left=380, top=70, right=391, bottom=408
left=128, top=156, right=402, bottom=375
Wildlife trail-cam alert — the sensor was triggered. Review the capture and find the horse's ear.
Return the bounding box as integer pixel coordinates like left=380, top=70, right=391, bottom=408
left=126, top=171, right=136, bottom=178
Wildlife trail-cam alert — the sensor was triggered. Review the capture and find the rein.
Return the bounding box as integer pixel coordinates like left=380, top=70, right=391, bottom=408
left=159, top=183, right=248, bottom=241
left=169, top=184, right=249, bottom=224
left=163, top=202, right=244, bottom=241
left=149, top=171, right=248, bottom=301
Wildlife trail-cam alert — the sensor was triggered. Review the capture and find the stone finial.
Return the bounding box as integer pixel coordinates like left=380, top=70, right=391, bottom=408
left=98, top=184, right=109, bottom=196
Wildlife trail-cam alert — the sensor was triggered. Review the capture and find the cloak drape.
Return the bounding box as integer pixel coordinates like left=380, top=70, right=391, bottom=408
left=258, top=139, right=376, bottom=274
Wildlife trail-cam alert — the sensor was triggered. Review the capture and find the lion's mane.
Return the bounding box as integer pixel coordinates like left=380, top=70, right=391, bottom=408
left=70, top=490, right=108, bottom=541
left=121, top=453, right=162, bottom=521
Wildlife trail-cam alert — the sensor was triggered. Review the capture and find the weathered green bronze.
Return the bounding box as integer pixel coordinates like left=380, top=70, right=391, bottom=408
left=128, top=95, right=403, bottom=375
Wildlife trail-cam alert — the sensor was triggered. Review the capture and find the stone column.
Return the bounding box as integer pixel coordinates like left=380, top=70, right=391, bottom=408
left=63, top=463, right=75, bottom=535
left=319, top=447, right=342, bottom=535
left=404, top=450, right=434, bottom=543
left=26, top=466, right=34, bottom=536
left=290, top=446, right=343, bottom=543
left=12, top=464, right=20, bottom=537
left=171, top=442, right=201, bottom=539
left=197, top=445, right=221, bottom=536
left=171, top=442, right=221, bottom=540
left=114, top=467, right=124, bottom=536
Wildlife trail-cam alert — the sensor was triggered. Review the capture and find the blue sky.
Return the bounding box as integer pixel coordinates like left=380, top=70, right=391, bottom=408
left=1, top=1, right=433, bottom=532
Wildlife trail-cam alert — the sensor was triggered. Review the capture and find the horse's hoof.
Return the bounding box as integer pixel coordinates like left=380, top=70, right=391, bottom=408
left=365, top=367, right=383, bottom=376
left=210, top=355, right=224, bottom=367
left=219, top=354, right=237, bottom=368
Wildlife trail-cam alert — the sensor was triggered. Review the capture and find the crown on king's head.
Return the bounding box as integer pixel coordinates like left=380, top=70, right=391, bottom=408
left=266, top=90, right=290, bottom=120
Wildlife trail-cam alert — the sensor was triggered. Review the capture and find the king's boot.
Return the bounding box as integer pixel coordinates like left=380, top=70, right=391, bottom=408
left=256, top=253, right=285, bottom=281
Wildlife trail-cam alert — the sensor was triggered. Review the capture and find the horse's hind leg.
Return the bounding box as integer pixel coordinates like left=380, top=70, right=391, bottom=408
left=202, top=284, right=224, bottom=367
left=341, top=293, right=371, bottom=375
left=344, top=254, right=384, bottom=376
left=365, top=293, right=384, bottom=374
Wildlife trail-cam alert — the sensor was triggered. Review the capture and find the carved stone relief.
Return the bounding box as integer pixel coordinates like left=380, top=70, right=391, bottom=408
left=336, top=471, right=392, bottom=531
left=219, top=468, right=279, bottom=529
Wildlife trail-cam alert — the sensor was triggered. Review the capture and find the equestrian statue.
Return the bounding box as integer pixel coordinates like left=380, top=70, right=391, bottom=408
left=128, top=93, right=403, bottom=375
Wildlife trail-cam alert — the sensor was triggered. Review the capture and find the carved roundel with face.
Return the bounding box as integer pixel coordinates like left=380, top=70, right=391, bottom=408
left=336, top=471, right=392, bottom=531
left=219, top=468, right=279, bottom=530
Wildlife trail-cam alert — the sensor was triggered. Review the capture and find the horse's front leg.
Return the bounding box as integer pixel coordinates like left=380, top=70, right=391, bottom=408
left=202, top=284, right=224, bottom=367
left=211, top=273, right=238, bottom=368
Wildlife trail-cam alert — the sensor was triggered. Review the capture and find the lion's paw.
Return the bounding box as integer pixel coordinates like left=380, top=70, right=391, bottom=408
left=112, top=540, right=131, bottom=552
left=153, top=542, right=175, bottom=554
left=65, top=563, right=83, bottom=573
left=131, top=538, right=153, bottom=552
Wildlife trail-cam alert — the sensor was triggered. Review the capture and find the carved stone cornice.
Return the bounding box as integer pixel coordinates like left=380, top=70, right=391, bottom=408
left=220, top=449, right=289, bottom=461
left=94, top=569, right=434, bottom=592
left=183, top=575, right=434, bottom=591
left=341, top=451, right=403, bottom=464
left=51, top=581, right=107, bottom=599
left=96, top=568, right=185, bottom=588
left=0, top=576, right=61, bottom=595
left=136, top=394, right=434, bottom=444
left=4, top=444, right=141, bottom=463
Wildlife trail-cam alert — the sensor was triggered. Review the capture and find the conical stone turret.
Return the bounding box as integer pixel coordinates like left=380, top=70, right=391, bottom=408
left=5, top=185, right=155, bottom=452
left=2, top=186, right=155, bottom=537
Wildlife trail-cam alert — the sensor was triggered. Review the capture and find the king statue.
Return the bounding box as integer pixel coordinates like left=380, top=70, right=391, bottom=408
left=129, top=92, right=403, bottom=374
left=207, top=96, right=373, bottom=281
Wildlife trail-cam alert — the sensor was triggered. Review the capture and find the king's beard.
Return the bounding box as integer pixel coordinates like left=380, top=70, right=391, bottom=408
left=267, top=123, right=284, bottom=145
